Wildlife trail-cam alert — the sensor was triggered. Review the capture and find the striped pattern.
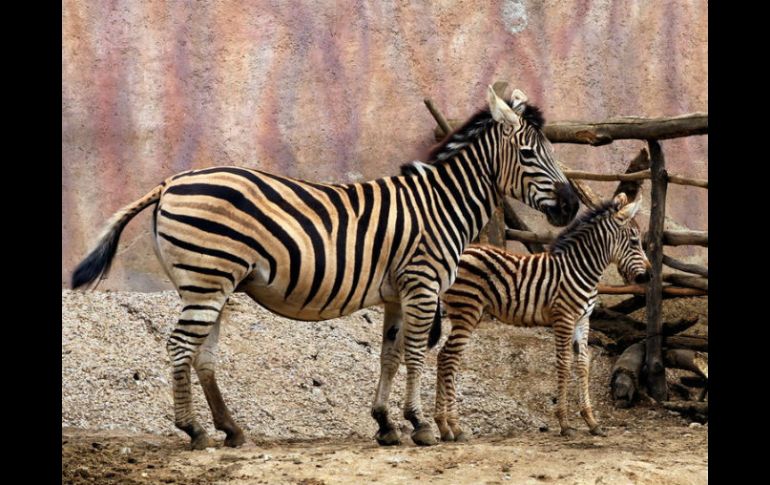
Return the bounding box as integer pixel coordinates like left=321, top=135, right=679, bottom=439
left=71, top=86, right=579, bottom=449
left=433, top=193, right=650, bottom=441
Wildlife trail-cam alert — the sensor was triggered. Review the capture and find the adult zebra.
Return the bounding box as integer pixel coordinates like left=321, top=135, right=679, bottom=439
left=71, top=86, right=579, bottom=449
left=432, top=193, right=650, bottom=441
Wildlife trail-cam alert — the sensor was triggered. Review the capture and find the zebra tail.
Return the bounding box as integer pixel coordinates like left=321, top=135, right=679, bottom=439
left=71, top=184, right=163, bottom=289
left=428, top=302, right=443, bottom=349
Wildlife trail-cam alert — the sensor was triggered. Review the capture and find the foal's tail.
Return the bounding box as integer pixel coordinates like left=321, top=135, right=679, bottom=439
left=71, top=184, right=163, bottom=289
left=428, top=302, right=443, bottom=349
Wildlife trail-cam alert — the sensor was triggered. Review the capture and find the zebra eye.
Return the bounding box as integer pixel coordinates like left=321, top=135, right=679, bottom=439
left=520, top=148, right=535, bottom=158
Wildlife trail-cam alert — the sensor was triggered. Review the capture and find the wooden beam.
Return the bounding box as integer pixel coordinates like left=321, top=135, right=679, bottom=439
left=663, top=230, right=708, bottom=247
left=597, top=284, right=706, bottom=296
left=505, top=228, right=558, bottom=244
left=502, top=199, right=546, bottom=253
left=543, top=113, right=708, bottom=145
left=424, top=99, right=453, bottom=138
left=662, top=255, right=708, bottom=277
left=662, top=274, right=708, bottom=291
left=435, top=113, right=708, bottom=144
left=645, top=139, right=668, bottom=401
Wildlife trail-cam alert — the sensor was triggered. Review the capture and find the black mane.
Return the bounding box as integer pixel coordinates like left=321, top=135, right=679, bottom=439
left=425, top=101, right=547, bottom=165
left=549, top=200, right=618, bottom=254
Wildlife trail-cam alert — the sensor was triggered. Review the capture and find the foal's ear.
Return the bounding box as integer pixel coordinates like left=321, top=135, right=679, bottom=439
left=614, top=194, right=643, bottom=225
left=487, top=85, right=521, bottom=129
left=510, top=89, right=529, bottom=115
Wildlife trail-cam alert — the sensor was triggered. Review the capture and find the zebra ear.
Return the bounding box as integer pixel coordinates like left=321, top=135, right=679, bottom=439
left=510, top=89, right=529, bottom=115
left=615, top=194, right=642, bottom=224
left=487, top=85, right=521, bottom=128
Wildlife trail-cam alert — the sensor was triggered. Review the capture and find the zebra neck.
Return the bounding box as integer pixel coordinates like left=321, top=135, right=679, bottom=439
left=554, top=240, right=611, bottom=290
left=432, top=141, right=499, bottom=247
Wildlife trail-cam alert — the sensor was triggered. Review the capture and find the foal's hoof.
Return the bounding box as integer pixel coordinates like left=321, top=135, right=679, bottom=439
left=375, top=429, right=402, bottom=446
left=590, top=426, right=608, bottom=437
left=453, top=431, right=470, bottom=442
left=560, top=427, right=577, bottom=438
left=439, top=430, right=455, bottom=442
left=411, top=426, right=438, bottom=446
left=225, top=430, right=246, bottom=448
left=190, top=433, right=213, bottom=450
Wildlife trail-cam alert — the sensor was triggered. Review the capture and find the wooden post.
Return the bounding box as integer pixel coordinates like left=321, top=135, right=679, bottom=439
left=645, top=139, right=668, bottom=401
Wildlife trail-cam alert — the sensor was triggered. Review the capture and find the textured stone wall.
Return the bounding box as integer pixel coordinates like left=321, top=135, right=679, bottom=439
left=62, top=0, right=707, bottom=290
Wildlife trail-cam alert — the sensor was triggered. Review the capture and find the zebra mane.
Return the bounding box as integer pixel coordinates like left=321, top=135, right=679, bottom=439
left=426, top=102, right=545, bottom=164
left=549, top=199, right=619, bottom=254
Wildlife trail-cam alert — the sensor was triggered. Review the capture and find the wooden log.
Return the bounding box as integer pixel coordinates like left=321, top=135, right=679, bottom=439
left=662, top=230, right=708, bottom=247
left=662, top=255, right=708, bottom=277
left=666, top=174, right=708, bottom=189
left=661, top=401, right=708, bottom=421
left=607, top=293, right=690, bottom=314
left=614, top=149, right=650, bottom=201
left=598, top=284, right=707, bottom=296
left=505, top=228, right=558, bottom=244
left=591, top=308, right=698, bottom=336
left=664, top=350, right=708, bottom=379
left=424, top=99, right=453, bottom=137
left=502, top=199, right=546, bottom=253
left=663, top=335, right=708, bottom=352
left=645, top=139, right=668, bottom=401
left=435, top=113, right=708, bottom=145
left=611, top=342, right=646, bottom=407
left=505, top=228, right=708, bottom=249
left=662, top=274, right=708, bottom=291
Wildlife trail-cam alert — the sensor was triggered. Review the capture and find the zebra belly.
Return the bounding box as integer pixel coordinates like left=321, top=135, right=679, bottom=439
left=237, top=269, right=395, bottom=322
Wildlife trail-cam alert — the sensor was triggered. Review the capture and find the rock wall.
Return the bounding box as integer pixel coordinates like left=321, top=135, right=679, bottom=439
left=62, top=0, right=707, bottom=290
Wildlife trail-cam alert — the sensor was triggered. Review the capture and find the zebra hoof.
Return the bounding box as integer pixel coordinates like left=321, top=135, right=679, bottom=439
left=225, top=430, right=246, bottom=448
left=411, top=426, right=438, bottom=446
left=560, top=427, right=577, bottom=438
left=190, top=433, right=213, bottom=450
left=453, top=431, right=470, bottom=442
left=590, top=426, right=608, bottom=437
left=440, top=430, right=455, bottom=442
left=375, top=429, right=402, bottom=446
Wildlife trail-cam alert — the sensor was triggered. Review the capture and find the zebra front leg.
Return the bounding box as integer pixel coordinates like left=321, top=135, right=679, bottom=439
left=194, top=316, right=246, bottom=447
left=401, top=289, right=440, bottom=446
left=553, top=317, right=577, bottom=438
left=435, top=310, right=480, bottom=442
left=574, top=316, right=606, bottom=437
left=371, top=303, right=404, bottom=446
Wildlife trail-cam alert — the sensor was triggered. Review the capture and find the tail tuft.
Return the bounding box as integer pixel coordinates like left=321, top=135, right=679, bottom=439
left=428, top=303, right=443, bottom=349
left=71, top=223, right=123, bottom=289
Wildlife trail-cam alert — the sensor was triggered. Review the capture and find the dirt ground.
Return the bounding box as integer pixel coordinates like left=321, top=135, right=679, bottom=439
left=62, top=291, right=708, bottom=484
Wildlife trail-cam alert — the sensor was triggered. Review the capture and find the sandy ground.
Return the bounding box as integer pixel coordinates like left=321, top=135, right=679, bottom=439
left=62, top=290, right=708, bottom=484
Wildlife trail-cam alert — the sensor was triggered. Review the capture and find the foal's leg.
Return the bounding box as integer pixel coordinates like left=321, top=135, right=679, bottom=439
left=435, top=307, right=482, bottom=442
left=371, top=303, right=405, bottom=446
left=574, top=316, right=606, bottom=436
left=553, top=315, right=578, bottom=437
left=193, top=314, right=246, bottom=447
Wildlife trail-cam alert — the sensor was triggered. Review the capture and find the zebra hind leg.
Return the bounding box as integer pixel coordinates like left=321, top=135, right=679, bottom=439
left=167, top=297, right=227, bottom=450
left=194, top=315, right=246, bottom=447
left=574, top=317, right=606, bottom=437
left=371, top=303, right=404, bottom=446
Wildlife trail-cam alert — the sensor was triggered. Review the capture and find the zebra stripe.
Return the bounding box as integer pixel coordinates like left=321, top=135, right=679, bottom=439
left=71, top=86, right=579, bottom=449
left=434, top=193, right=650, bottom=441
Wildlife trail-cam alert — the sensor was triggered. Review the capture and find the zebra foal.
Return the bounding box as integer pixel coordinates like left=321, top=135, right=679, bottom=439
left=433, top=193, right=650, bottom=440
left=71, top=86, right=579, bottom=449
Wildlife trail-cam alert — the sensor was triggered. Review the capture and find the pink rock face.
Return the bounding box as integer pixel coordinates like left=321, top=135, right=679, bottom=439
left=62, top=0, right=707, bottom=290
